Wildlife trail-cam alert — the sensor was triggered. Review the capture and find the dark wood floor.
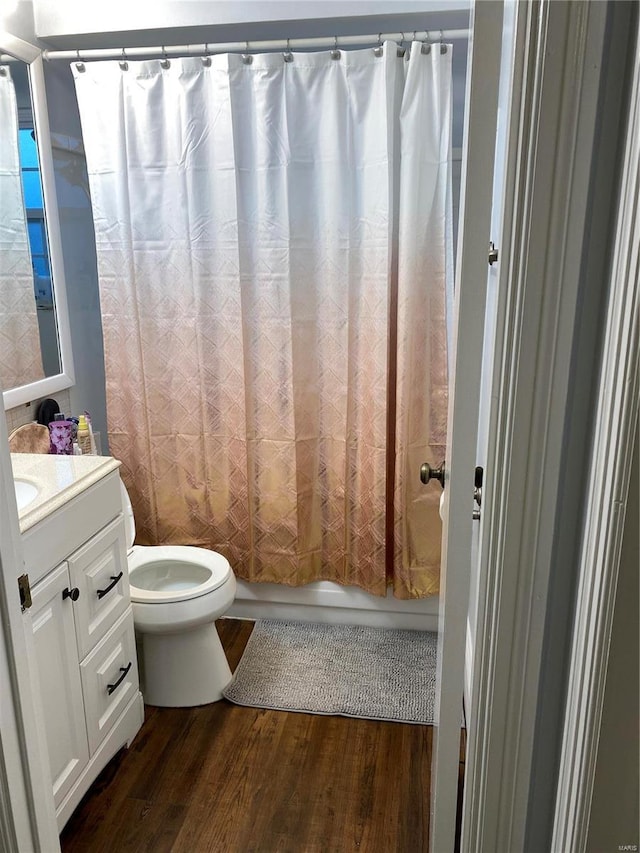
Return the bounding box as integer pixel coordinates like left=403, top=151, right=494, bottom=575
left=61, top=619, right=462, bottom=853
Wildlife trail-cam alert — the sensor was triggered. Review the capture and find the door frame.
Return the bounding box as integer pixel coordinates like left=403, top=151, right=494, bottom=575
left=552, top=21, right=640, bottom=852
left=463, top=1, right=638, bottom=850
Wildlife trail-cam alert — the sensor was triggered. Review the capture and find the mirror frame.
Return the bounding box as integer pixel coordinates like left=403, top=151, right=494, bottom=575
left=0, top=30, right=74, bottom=409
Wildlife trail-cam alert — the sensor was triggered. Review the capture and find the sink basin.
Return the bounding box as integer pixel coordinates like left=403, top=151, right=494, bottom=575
left=14, top=478, right=39, bottom=511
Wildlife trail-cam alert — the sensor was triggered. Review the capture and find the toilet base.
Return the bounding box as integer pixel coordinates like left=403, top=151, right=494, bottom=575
left=139, top=622, right=232, bottom=707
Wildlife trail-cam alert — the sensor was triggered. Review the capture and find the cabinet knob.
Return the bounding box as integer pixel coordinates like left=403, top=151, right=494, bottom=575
left=62, top=587, right=80, bottom=602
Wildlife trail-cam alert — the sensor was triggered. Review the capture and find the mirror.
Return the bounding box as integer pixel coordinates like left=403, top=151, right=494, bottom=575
left=0, top=33, right=74, bottom=409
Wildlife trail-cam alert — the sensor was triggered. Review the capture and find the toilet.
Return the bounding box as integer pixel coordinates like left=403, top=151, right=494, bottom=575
left=120, top=480, right=236, bottom=707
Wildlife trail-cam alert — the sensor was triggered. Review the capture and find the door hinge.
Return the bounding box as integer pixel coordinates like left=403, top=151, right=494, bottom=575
left=488, top=242, right=499, bottom=265
left=18, top=574, right=32, bottom=611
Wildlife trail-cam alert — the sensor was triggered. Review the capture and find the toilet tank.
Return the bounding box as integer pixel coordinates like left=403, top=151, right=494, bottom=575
left=119, top=478, right=136, bottom=550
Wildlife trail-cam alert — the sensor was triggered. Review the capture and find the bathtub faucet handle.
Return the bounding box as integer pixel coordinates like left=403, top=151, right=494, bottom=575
left=420, top=461, right=445, bottom=488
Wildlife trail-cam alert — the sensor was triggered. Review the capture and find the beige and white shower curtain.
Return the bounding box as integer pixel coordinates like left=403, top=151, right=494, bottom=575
left=73, top=42, right=451, bottom=598
left=0, top=67, right=44, bottom=392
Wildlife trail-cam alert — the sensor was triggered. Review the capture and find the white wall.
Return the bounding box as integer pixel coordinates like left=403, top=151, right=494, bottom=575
left=33, top=1, right=470, bottom=42
left=44, top=62, right=108, bottom=444
left=1, top=1, right=38, bottom=45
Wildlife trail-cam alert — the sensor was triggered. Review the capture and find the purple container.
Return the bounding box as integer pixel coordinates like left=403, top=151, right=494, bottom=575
left=49, top=420, right=74, bottom=455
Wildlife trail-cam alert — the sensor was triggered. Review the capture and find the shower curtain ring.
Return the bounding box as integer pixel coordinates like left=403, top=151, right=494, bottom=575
left=160, top=46, right=170, bottom=69
left=202, top=43, right=211, bottom=66
left=283, top=37, right=293, bottom=62
left=373, top=33, right=383, bottom=57
left=422, top=29, right=431, bottom=54
left=440, top=29, right=447, bottom=54
left=397, top=32, right=406, bottom=58
left=331, top=35, right=341, bottom=60
left=242, top=41, right=253, bottom=64
left=75, top=49, right=85, bottom=72
left=119, top=48, right=128, bottom=71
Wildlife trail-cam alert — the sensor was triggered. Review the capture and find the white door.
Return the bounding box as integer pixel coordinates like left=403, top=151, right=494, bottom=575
left=0, top=416, right=61, bottom=850
left=30, top=562, right=90, bottom=810
left=465, top=0, right=520, bottom=715
left=429, top=2, right=509, bottom=850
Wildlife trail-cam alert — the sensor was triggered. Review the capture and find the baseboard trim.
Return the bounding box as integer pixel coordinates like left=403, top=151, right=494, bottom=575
left=228, top=580, right=439, bottom=631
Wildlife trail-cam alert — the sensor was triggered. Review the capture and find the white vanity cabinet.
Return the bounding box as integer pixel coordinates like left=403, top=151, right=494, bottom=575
left=15, top=456, right=144, bottom=832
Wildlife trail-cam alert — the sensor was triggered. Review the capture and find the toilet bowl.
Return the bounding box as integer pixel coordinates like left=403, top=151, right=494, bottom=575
left=120, top=480, right=236, bottom=707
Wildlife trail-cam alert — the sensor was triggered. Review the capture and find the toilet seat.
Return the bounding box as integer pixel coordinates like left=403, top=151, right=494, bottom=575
left=121, top=480, right=231, bottom=605
left=128, top=545, right=231, bottom=604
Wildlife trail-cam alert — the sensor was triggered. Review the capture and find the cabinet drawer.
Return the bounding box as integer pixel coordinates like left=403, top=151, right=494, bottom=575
left=80, top=608, right=139, bottom=756
left=68, top=516, right=130, bottom=659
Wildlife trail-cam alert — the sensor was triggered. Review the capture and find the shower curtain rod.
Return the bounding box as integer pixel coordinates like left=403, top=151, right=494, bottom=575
left=42, top=30, right=468, bottom=62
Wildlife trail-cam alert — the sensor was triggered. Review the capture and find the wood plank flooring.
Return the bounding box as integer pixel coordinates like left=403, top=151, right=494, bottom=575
left=60, top=618, right=455, bottom=853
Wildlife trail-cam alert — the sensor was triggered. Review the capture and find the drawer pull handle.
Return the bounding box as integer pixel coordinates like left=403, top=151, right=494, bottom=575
left=107, top=662, right=132, bottom=695
left=96, top=572, right=124, bottom=600
left=62, top=587, right=80, bottom=602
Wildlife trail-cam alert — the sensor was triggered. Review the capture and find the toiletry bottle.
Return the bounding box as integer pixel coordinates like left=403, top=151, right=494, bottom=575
left=76, top=415, right=92, bottom=455
left=84, top=411, right=97, bottom=455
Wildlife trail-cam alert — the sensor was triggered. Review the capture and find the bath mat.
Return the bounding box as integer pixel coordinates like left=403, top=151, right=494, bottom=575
left=223, top=619, right=439, bottom=725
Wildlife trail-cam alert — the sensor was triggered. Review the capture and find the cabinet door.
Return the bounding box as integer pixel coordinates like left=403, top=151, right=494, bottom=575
left=30, top=564, right=89, bottom=809
left=68, top=516, right=130, bottom=659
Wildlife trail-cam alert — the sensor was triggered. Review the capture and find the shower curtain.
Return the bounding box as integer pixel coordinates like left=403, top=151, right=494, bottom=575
left=73, top=42, right=451, bottom=598
left=0, top=67, right=44, bottom=392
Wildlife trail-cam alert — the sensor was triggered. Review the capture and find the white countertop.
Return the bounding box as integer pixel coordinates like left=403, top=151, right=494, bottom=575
left=11, top=453, right=121, bottom=533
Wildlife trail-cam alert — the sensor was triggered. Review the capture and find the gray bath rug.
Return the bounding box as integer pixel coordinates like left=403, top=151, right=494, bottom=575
left=223, top=619, right=438, bottom=725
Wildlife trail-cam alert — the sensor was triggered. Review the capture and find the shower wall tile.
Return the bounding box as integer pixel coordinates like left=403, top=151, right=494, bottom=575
left=5, top=389, right=72, bottom=436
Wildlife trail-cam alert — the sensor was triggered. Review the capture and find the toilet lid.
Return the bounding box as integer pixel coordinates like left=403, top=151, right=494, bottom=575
left=128, top=545, right=231, bottom=603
